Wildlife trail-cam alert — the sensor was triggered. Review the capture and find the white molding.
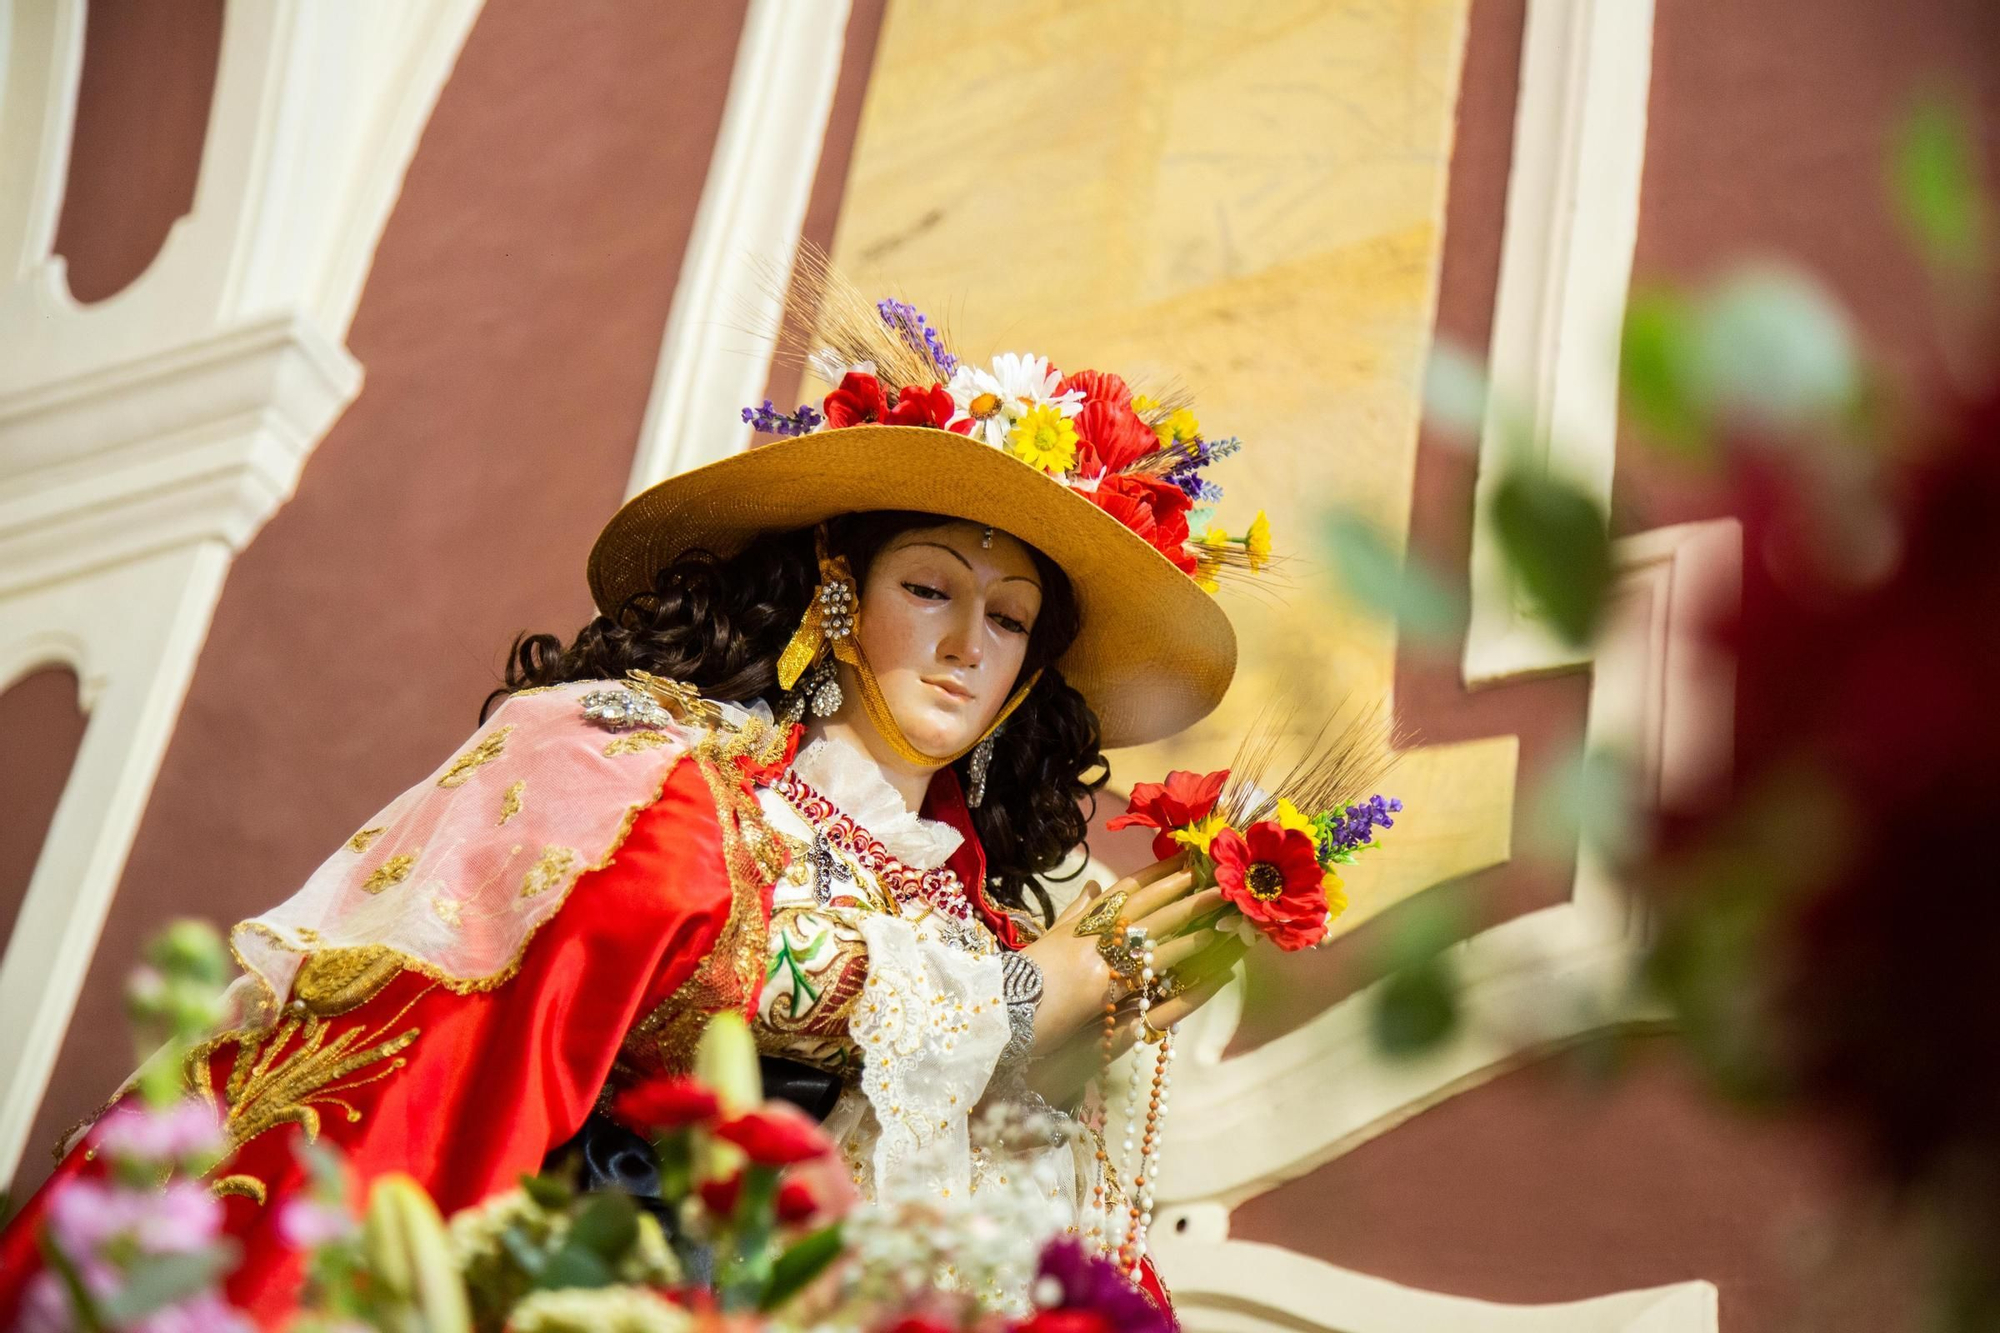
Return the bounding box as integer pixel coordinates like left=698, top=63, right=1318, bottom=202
left=1154, top=1237, right=1717, bottom=1333
left=626, top=0, right=851, bottom=497
left=1461, top=0, right=1656, bottom=687
left=0, top=0, right=83, bottom=280
left=0, top=314, right=359, bottom=597
left=0, top=0, right=482, bottom=1189
left=1155, top=519, right=1740, bottom=1211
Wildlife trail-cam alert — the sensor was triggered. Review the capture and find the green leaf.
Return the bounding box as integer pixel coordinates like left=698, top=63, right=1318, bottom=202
left=568, top=1191, right=639, bottom=1263
left=1324, top=512, right=1464, bottom=645
left=1530, top=747, right=1639, bottom=861
left=1372, top=958, right=1459, bottom=1057
left=1693, top=265, right=1858, bottom=433
left=1891, top=93, right=1989, bottom=275
left=98, top=1245, right=239, bottom=1323
left=518, top=1172, right=572, bottom=1211
left=533, top=1241, right=616, bottom=1291
left=1422, top=340, right=1490, bottom=442
left=1490, top=470, right=1612, bottom=645
left=1620, top=288, right=1711, bottom=458
left=759, top=1225, right=845, bottom=1312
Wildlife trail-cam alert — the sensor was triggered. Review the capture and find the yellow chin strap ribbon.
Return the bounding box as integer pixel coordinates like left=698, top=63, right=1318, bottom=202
left=776, top=527, right=1042, bottom=768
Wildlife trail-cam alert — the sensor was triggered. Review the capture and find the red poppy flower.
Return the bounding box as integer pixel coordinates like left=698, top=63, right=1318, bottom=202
left=1210, top=821, right=1327, bottom=951
left=883, top=382, right=957, bottom=430
left=1059, top=370, right=1156, bottom=475
left=822, top=371, right=889, bottom=427
left=1106, top=769, right=1229, bottom=860
left=714, top=1103, right=835, bottom=1166
left=610, top=1076, right=720, bottom=1133
left=1087, top=475, right=1196, bottom=572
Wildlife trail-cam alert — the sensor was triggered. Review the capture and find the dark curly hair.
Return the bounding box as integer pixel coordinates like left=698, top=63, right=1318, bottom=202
left=489, top=512, right=1108, bottom=923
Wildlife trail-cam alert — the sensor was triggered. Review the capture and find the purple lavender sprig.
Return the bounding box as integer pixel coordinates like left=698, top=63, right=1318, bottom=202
left=741, top=400, right=823, bottom=437
left=876, top=297, right=958, bottom=377
left=1161, top=434, right=1243, bottom=497
left=1312, top=794, right=1403, bottom=866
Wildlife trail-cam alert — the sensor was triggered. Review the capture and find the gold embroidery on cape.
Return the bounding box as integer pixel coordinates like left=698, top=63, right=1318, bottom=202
left=295, top=926, right=323, bottom=946
left=201, top=687, right=762, bottom=1137
left=212, top=1174, right=267, bottom=1205
left=433, top=893, right=463, bottom=927
left=187, top=983, right=432, bottom=1156
left=625, top=670, right=722, bottom=726
left=520, top=845, right=578, bottom=899
left=438, top=725, right=515, bottom=788
left=361, top=853, right=418, bottom=895
left=604, top=729, right=675, bottom=758
left=509, top=684, right=560, bottom=697
left=621, top=718, right=789, bottom=1075
left=293, top=947, right=405, bottom=1018
left=497, top=779, right=526, bottom=825
left=346, top=827, right=386, bottom=853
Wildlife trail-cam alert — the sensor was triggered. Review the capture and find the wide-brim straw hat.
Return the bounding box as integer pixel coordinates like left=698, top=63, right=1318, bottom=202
left=588, top=424, right=1236, bottom=748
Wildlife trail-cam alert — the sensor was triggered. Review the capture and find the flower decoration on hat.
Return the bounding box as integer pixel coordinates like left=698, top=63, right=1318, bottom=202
left=743, top=255, right=1275, bottom=594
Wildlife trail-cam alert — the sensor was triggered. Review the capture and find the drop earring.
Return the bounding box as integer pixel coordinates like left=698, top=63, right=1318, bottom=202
left=807, top=658, right=844, bottom=717
left=967, top=728, right=999, bottom=807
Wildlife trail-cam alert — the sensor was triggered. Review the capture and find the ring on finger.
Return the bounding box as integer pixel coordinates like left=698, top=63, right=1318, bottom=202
left=1147, top=969, right=1188, bottom=1003
left=1074, top=890, right=1129, bottom=938
left=1095, top=922, right=1150, bottom=977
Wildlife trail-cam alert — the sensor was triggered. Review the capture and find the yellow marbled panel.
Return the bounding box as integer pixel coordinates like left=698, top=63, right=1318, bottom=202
left=834, top=0, right=1507, bottom=929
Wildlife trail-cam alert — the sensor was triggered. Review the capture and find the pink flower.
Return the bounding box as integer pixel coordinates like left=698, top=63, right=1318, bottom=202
left=130, top=1293, right=256, bottom=1333
left=278, top=1196, right=357, bottom=1249
left=91, top=1100, right=224, bottom=1166
left=134, top=1182, right=225, bottom=1254
left=47, top=1179, right=139, bottom=1254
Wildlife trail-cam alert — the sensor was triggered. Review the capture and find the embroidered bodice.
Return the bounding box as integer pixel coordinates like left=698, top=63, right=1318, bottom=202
left=743, top=735, right=1089, bottom=1270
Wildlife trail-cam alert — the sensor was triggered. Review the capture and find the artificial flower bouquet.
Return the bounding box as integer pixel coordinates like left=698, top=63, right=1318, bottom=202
left=1108, top=727, right=1402, bottom=952
left=23, top=925, right=1171, bottom=1333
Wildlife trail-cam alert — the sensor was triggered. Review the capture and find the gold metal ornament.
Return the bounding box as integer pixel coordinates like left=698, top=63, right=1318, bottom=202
left=1073, top=890, right=1129, bottom=938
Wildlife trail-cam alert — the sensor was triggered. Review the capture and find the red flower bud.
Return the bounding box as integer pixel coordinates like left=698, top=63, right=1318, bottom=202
left=698, top=1170, right=742, bottom=1218
left=610, top=1076, right=720, bottom=1133
left=714, top=1102, right=835, bottom=1166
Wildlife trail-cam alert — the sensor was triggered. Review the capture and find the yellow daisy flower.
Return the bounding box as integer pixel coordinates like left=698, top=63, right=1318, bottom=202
left=1245, top=510, right=1273, bottom=572
left=1323, top=869, right=1349, bottom=922
left=1169, top=811, right=1228, bottom=855
left=1275, top=797, right=1314, bottom=838
left=1155, top=407, right=1202, bottom=448
left=1193, top=528, right=1229, bottom=594
left=1008, top=403, right=1079, bottom=474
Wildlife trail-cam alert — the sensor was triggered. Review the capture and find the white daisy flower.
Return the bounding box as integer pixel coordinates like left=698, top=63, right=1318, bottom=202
left=946, top=353, right=1083, bottom=447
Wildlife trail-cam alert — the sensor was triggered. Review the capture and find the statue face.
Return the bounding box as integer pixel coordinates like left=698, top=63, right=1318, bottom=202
left=847, top=519, right=1043, bottom=759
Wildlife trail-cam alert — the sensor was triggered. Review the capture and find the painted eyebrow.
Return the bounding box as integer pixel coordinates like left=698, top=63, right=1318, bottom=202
left=898, top=540, right=1043, bottom=590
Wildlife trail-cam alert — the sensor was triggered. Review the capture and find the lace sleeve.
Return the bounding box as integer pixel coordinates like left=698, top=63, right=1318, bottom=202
left=848, top=915, right=1009, bottom=1199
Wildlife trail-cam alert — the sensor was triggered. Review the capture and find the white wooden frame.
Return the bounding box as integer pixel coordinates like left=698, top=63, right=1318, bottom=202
left=1158, top=519, right=1737, bottom=1211
left=0, top=0, right=481, bottom=1189
left=1153, top=1237, right=1716, bottom=1333
left=1462, top=0, right=1656, bottom=687
left=626, top=0, right=851, bottom=496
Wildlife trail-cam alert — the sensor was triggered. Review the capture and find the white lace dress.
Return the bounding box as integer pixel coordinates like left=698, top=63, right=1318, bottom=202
left=751, top=737, right=1099, bottom=1235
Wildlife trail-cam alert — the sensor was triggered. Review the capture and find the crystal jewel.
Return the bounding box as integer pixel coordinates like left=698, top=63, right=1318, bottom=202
left=579, top=686, right=673, bottom=732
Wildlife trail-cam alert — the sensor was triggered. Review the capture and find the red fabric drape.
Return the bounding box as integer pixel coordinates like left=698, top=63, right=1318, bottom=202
left=0, top=754, right=739, bottom=1328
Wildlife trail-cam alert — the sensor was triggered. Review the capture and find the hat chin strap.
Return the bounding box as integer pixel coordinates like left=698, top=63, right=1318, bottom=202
left=776, top=529, right=1042, bottom=769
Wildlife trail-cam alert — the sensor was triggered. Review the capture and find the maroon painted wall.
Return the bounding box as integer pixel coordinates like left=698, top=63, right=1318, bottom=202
left=52, top=0, right=221, bottom=304
left=0, top=670, right=88, bottom=960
